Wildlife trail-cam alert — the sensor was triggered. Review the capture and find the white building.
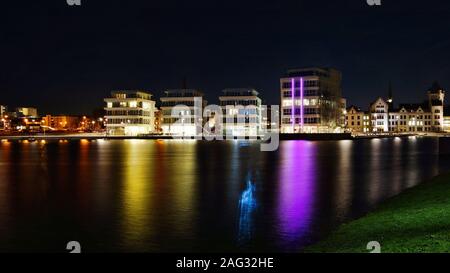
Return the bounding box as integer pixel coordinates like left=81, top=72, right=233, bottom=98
left=280, top=67, right=344, bottom=133
left=428, top=82, right=445, bottom=131
left=219, top=88, right=262, bottom=137
left=370, top=97, right=389, bottom=132
left=104, top=90, right=156, bottom=136
left=160, top=89, right=206, bottom=136
left=389, top=105, right=432, bottom=132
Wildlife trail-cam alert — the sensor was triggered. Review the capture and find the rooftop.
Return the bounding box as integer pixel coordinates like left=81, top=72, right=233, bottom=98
left=284, top=67, right=341, bottom=78
left=163, top=89, right=204, bottom=97
left=221, top=88, right=259, bottom=96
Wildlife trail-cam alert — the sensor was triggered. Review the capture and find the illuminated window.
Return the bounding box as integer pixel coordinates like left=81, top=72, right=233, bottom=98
left=282, top=100, right=293, bottom=107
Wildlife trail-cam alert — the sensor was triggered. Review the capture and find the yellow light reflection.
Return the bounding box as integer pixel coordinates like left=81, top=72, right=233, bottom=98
left=335, top=140, right=353, bottom=216
left=121, top=140, right=155, bottom=250
left=166, top=141, right=196, bottom=236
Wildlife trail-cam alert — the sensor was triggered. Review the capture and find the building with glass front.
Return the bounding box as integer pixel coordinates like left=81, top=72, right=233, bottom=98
left=104, top=90, right=156, bottom=136
left=160, top=89, right=207, bottom=136
left=219, top=88, right=262, bottom=137
left=280, top=67, right=344, bottom=133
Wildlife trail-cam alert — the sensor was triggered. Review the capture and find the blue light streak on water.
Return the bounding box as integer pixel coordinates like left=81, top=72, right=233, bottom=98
left=238, top=177, right=257, bottom=245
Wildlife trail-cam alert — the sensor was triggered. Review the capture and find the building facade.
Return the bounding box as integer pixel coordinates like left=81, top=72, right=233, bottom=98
left=346, top=82, right=445, bottom=134
left=42, top=115, right=81, bottom=131
left=15, top=107, right=38, bottom=118
left=154, top=109, right=163, bottom=134
left=0, top=105, right=6, bottom=118
left=370, top=97, right=389, bottom=132
left=0, top=105, right=6, bottom=130
left=388, top=105, right=432, bottom=133
left=345, top=106, right=371, bottom=133
left=104, top=90, right=156, bottom=136
left=160, top=89, right=206, bottom=136
left=428, top=82, right=445, bottom=131
left=219, top=88, right=262, bottom=137
left=280, top=67, right=344, bottom=133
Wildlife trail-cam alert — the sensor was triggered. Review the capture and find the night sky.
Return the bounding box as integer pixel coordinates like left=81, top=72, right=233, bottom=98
left=1, top=0, right=450, bottom=115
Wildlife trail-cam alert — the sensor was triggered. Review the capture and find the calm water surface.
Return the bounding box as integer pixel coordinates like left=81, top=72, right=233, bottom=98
left=0, top=137, right=449, bottom=252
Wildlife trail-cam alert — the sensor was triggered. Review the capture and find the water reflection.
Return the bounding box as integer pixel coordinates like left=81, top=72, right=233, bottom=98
left=237, top=175, right=257, bottom=245
left=335, top=140, right=353, bottom=219
left=0, top=138, right=448, bottom=252
left=277, top=141, right=316, bottom=250
left=121, top=140, right=155, bottom=250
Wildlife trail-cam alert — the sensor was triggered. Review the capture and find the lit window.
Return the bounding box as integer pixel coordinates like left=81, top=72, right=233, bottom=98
left=282, top=100, right=293, bottom=107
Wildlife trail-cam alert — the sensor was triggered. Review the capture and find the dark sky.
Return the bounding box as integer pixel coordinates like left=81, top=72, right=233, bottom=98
left=1, top=0, right=450, bottom=115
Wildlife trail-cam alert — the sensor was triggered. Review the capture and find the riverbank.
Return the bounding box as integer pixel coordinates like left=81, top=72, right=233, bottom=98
left=304, top=172, right=450, bottom=253
left=0, top=132, right=428, bottom=141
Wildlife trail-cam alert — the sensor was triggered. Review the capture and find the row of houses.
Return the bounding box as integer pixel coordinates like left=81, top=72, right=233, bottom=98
left=345, top=82, right=446, bottom=134
left=0, top=105, right=101, bottom=132
left=104, top=88, right=264, bottom=136
left=2, top=67, right=447, bottom=136
left=104, top=67, right=348, bottom=136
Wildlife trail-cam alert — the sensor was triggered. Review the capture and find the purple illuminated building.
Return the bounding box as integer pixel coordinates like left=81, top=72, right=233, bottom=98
left=280, top=67, right=345, bottom=133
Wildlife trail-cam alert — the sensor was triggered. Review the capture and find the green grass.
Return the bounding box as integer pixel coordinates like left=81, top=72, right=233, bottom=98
left=304, top=173, right=450, bottom=253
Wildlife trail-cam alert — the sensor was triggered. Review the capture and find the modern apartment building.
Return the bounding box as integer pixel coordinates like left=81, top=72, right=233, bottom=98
left=219, top=88, right=262, bottom=137
left=160, top=89, right=207, bottom=136
left=280, top=67, right=344, bottom=133
left=104, top=90, right=156, bottom=136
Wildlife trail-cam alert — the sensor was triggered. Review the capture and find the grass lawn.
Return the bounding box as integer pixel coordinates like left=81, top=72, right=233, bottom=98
left=304, top=173, right=450, bottom=253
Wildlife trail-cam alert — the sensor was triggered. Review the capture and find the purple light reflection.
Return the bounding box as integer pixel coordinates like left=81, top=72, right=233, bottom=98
left=276, top=141, right=316, bottom=249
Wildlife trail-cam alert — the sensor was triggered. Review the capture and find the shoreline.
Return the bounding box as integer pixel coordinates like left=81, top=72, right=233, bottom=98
left=0, top=132, right=440, bottom=141
left=303, top=172, right=450, bottom=253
